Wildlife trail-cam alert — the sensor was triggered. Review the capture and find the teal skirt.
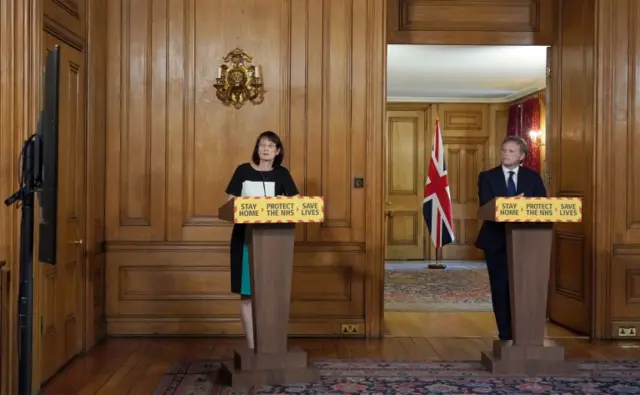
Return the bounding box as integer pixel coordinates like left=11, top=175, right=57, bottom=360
left=240, top=244, right=251, bottom=295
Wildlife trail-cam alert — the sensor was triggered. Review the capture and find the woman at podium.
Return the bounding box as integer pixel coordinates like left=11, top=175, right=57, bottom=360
left=224, top=131, right=299, bottom=350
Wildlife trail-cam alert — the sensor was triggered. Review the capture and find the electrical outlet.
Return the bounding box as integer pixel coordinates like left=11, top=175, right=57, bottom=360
left=618, top=326, right=637, bottom=337
left=341, top=324, right=360, bottom=334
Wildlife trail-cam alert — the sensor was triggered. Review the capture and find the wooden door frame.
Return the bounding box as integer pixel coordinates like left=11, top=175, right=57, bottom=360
left=375, top=40, right=605, bottom=341
left=374, top=2, right=604, bottom=341
left=82, top=0, right=107, bottom=352
left=362, top=0, right=388, bottom=339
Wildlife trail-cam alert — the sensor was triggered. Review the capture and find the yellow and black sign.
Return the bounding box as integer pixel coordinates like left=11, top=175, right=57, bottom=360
left=234, top=196, right=324, bottom=224
left=494, top=197, right=582, bottom=223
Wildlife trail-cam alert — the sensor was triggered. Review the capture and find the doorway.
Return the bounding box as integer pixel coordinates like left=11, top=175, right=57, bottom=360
left=37, top=33, right=87, bottom=384
left=381, top=44, right=581, bottom=339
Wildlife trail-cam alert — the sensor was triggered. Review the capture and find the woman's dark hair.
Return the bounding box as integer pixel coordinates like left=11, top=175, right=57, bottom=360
left=252, top=131, right=284, bottom=166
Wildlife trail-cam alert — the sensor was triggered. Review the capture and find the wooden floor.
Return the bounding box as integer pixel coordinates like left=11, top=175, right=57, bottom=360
left=41, top=312, right=640, bottom=395
left=383, top=311, right=582, bottom=338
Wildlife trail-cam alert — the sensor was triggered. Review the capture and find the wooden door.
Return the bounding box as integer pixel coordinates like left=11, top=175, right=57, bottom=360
left=440, top=141, right=486, bottom=260
left=546, top=40, right=591, bottom=335
left=384, top=108, right=430, bottom=260
left=39, top=34, right=86, bottom=382
left=433, top=105, right=488, bottom=261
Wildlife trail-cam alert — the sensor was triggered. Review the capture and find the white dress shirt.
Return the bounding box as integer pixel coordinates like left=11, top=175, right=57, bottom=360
left=502, top=165, right=520, bottom=189
left=241, top=180, right=276, bottom=197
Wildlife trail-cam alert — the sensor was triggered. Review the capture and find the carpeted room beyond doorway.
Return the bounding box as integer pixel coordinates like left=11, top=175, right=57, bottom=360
left=384, top=261, right=493, bottom=312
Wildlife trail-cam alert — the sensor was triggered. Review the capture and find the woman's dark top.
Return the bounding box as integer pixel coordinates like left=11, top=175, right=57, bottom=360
left=225, top=163, right=299, bottom=295
left=225, top=163, right=299, bottom=198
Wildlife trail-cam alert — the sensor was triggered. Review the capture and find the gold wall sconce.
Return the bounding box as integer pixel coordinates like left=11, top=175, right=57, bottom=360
left=213, top=48, right=263, bottom=109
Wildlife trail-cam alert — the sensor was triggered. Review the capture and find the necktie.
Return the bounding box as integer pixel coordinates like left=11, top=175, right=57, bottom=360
left=507, top=171, right=517, bottom=197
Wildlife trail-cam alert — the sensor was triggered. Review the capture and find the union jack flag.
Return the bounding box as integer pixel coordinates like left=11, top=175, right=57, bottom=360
left=423, top=119, right=455, bottom=248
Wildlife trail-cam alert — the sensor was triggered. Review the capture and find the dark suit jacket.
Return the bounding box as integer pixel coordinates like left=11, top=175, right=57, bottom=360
left=475, top=165, right=547, bottom=254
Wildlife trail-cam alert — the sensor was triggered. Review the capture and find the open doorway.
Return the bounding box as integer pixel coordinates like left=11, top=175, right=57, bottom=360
left=381, top=45, right=582, bottom=339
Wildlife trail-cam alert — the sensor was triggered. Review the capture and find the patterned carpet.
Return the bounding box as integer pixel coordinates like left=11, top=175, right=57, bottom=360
left=154, top=359, right=640, bottom=394
left=384, top=262, right=493, bottom=312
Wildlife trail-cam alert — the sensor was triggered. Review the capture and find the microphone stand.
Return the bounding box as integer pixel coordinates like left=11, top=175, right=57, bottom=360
left=4, top=135, right=38, bottom=395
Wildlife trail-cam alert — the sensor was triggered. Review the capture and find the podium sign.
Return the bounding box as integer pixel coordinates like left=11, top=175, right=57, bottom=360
left=233, top=196, right=324, bottom=224
left=493, top=197, right=582, bottom=223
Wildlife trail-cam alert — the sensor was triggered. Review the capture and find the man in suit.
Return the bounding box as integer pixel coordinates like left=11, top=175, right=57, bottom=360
left=475, top=135, right=547, bottom=341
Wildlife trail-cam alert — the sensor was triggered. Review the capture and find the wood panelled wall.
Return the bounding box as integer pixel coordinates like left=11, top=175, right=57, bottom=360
left=387, top=0, right=556, bottom=45
left=1, top=3, right=26, bottom=392
left=596, top=0, right=640, bottom=340
left=1, top=1, right=44, bottom=392
left=2, top=0, right=640, bottom=392
left=103, top=0, right=386, bottom=338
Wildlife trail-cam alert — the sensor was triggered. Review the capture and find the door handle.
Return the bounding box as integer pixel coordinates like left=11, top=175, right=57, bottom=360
left=384, top=210, right=394, bottom=218
left=73, top=239, right=84, bottom=245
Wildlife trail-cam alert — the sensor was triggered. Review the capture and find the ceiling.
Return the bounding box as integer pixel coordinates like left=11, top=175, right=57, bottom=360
left=387, top=45, right=549, bottom=103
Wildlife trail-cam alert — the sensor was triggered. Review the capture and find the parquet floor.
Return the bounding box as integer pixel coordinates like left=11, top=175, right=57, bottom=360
left=41, top=312, right=640, bottom=395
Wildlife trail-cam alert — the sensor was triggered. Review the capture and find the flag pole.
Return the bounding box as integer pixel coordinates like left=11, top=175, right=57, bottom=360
left=428, top=247, right=446, bottom=269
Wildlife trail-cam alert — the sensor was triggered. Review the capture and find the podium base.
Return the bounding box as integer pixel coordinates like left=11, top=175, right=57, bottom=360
left=481, top=340, right=578, bottom=376
left=220, top=347, right=319, bottom=389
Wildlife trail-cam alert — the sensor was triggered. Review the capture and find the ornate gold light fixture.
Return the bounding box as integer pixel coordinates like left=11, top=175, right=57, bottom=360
left=213, top=48, right=263, bottom=109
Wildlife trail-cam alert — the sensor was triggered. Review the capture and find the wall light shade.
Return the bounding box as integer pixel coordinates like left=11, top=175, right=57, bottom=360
left=529, top=129, right=541, bottom=141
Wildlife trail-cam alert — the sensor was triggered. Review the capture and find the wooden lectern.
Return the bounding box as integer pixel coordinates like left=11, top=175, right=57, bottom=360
left=477, top=197, right=578, bottom=376
left=217, top=197, right=322, bottom=389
